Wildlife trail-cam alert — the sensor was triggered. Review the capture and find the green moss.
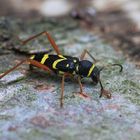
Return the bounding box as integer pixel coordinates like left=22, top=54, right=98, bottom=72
left=122, top=80, right=140, bottom=90
left=15, top=86, right=37, bottom=105
left=0, top=85, right=37, bottom=109
left=20, top=129, right=48, bottom=140
left=0, top=115, right=13, bottom=120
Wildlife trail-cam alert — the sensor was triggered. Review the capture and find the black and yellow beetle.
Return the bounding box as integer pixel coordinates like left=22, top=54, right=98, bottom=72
left=0, top=31, right=123, bottom=107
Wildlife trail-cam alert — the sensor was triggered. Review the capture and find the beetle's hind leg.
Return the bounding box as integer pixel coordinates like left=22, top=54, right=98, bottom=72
left=0, top=60, right=27, bottom=79
left=29, top=64, right=34, bottom=70
left=0, top=59, right=52, bottom=79
left=18, top=31, right=61, bottom=55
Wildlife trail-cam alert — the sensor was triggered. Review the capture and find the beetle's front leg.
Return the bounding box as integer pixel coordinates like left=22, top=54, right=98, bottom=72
left=99, top=79, right=111, bottom=99
left=80, top=49, right=98, bottom=63
left=76, top=76, right=90, bottom=98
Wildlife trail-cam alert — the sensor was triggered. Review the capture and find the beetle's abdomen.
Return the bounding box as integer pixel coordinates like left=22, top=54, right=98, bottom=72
left=30, top=54, right=79, bottom=74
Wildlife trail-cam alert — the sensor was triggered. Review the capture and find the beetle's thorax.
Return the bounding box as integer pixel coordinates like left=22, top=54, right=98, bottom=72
left=76, top=60, right=95, bottom=77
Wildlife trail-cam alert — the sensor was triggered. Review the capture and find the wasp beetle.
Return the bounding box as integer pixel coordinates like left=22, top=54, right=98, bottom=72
left=0, top=31, right=123, bottom=107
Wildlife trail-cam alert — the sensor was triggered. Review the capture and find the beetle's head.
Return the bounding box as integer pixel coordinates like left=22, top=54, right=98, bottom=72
left=90, top=63, right=123, bottom=85
left=90, top=66, right=101, bottom=85
left=90, top=64, right=123, bottom=99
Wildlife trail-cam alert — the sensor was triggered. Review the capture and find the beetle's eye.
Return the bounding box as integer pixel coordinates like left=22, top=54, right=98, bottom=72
left=92, top=76, right=98, bottom=85
left=66, top=64, right=69, bottom=67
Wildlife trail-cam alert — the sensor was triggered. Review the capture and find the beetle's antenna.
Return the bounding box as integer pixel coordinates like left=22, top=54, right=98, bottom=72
left=98, top=64, right=123, bottom=99
left=99, top=67, right=104, bottom=73
left=111, top=64, right=123, bottom=72
left=99, top=64, right=123, bottom=73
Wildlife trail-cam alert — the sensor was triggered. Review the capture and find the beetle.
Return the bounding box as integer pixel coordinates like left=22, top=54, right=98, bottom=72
left=0, top=31, right=123, bottom=107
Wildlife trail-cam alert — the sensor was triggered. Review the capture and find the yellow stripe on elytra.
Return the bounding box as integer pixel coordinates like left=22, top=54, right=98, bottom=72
left=87, top=64, right=95, bottom=77
left=58, top=55, right=66, bottom=59
left=41, top=54, right=49, bottom=64
left=52, top=57, right=66, bottom=69
left=30, top=55, right=35, bottom=60
left=59, top=71, right=64, bottom=75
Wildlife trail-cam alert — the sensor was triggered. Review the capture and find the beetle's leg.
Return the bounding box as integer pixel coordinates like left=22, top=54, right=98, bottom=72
left=0, top=60, right=27, bottom=79
left=78, top=76, right=83, bottom=93
left=99, top=79, right=111, bottom=99
left=80, top=49, right=97, bottom=63
left=60, top=74, right=65, bottom=108
left=60, top=73, right=74, bottom=108
left=19, top=31, right=61, bottom=55
left=29, top=64, right=34, bottom=71
left=0, top=59, right=52, bottom=79
left=77, top=76, right=90, bottom=98
left=28, top=59, right=52, bottom=73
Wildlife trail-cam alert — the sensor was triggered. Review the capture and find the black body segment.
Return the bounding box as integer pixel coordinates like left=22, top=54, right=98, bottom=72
left=30, top=54, right=97, bottom=78
left=91, top=66, right=100, bottom=85
left=78, top=60, right=95, bottom=77
left=30, top=54, right=80, bottom=74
